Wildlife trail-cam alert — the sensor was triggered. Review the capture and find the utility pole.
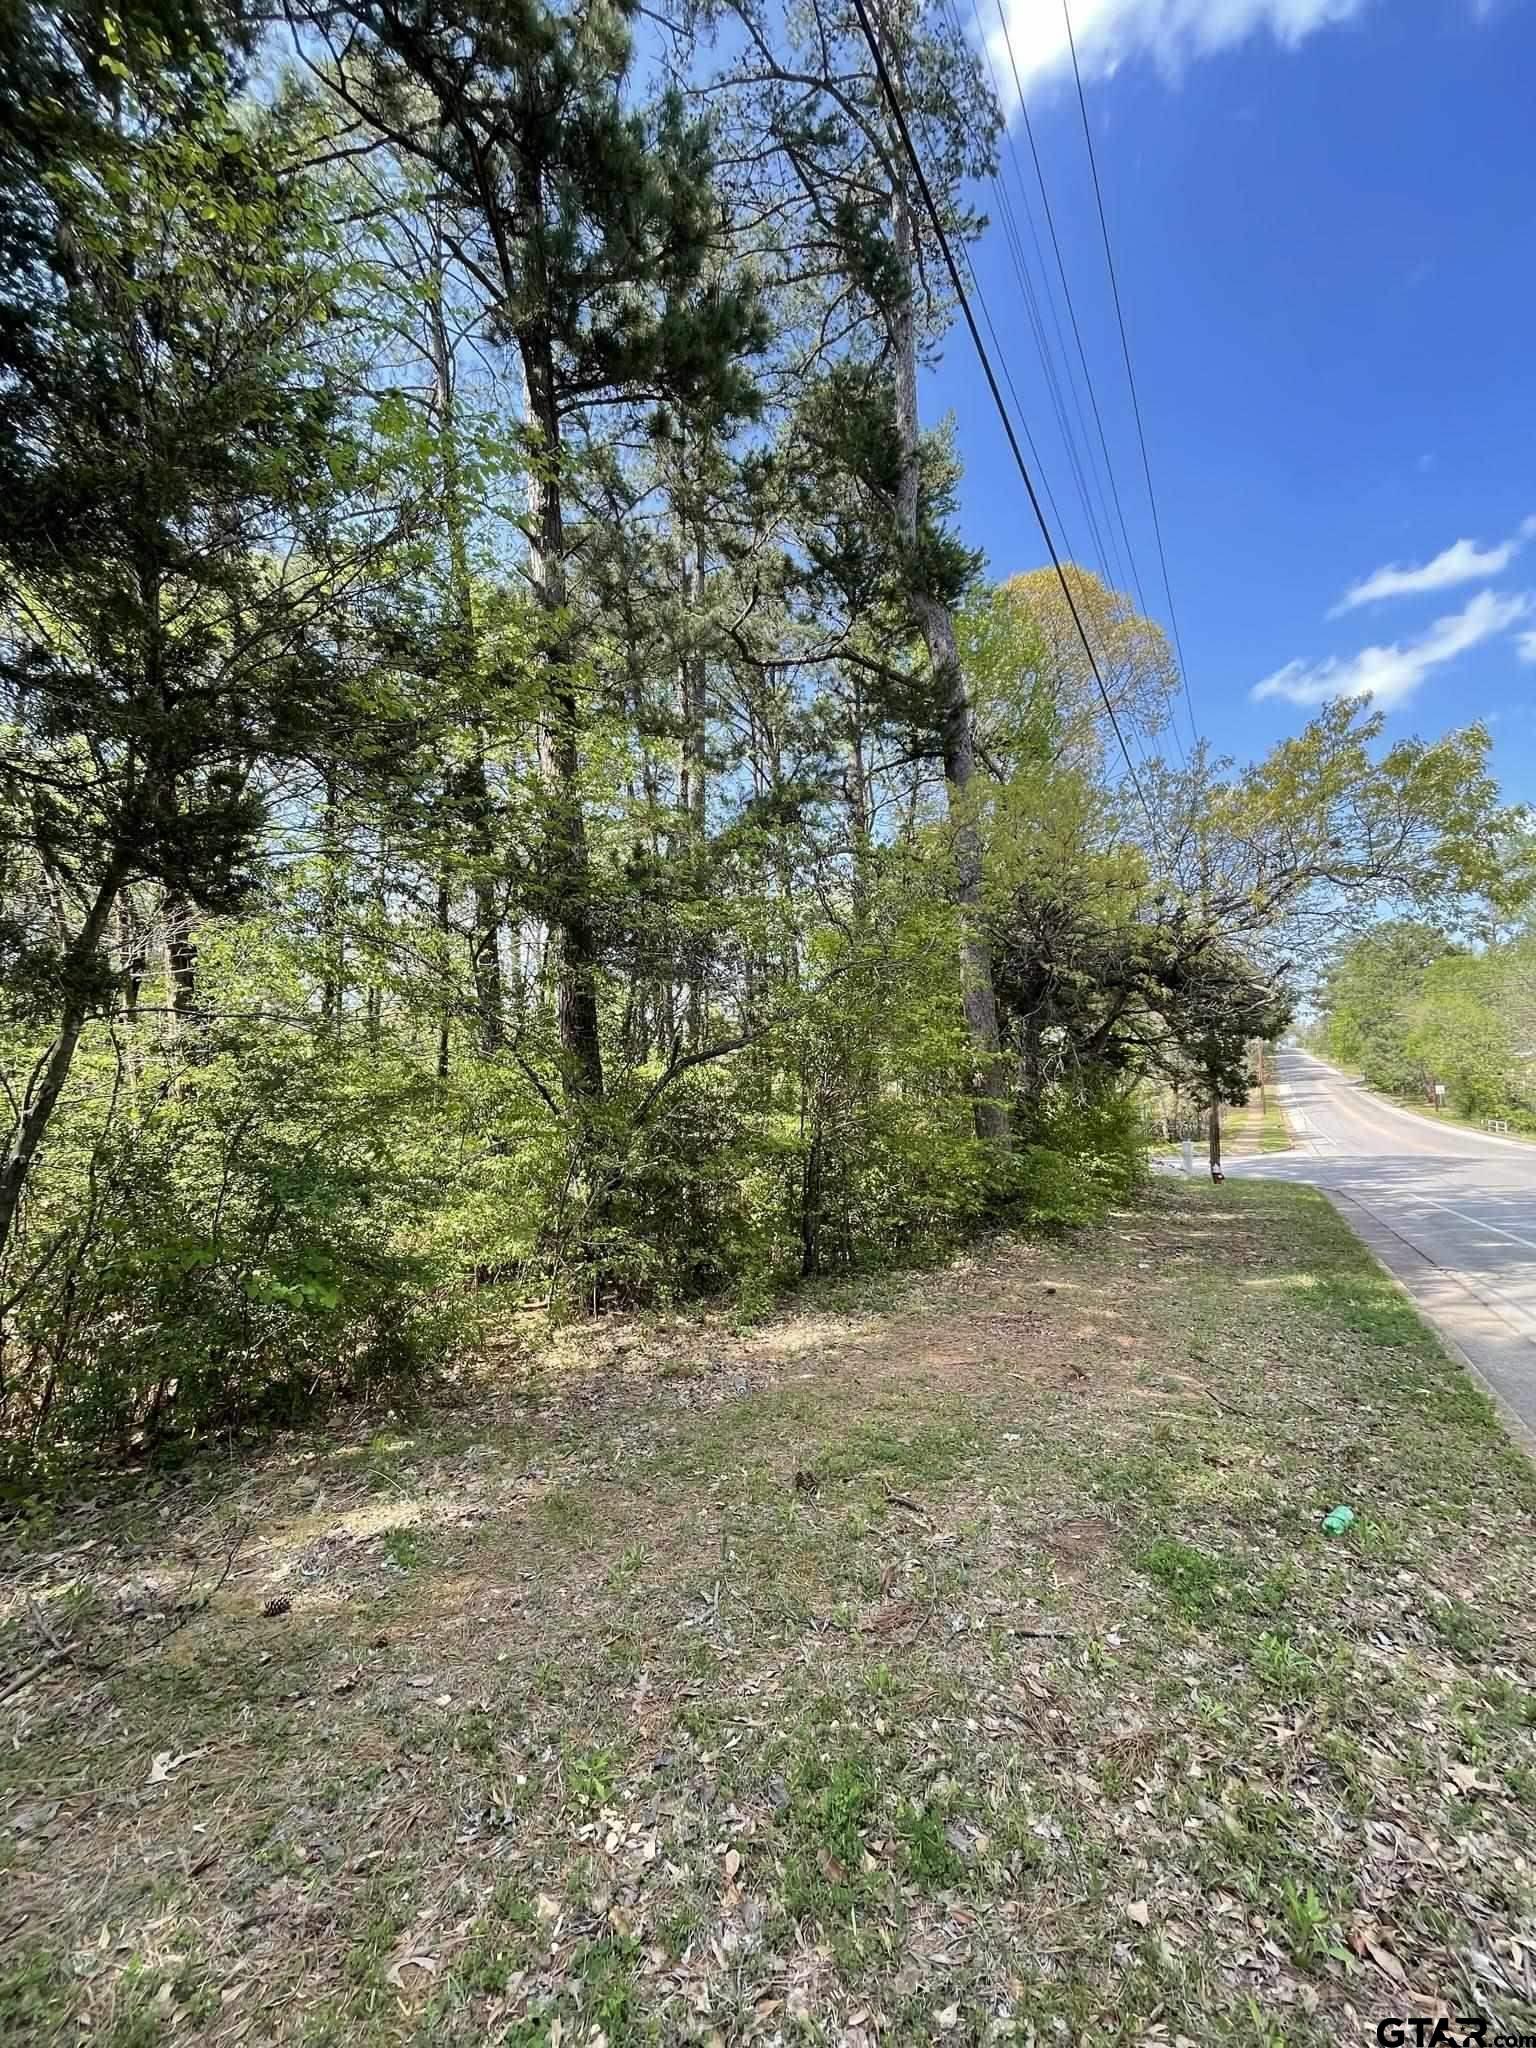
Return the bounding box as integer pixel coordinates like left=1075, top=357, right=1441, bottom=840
left=1198, top=818, right=1222, bottom=1182
left=1208, top=1097, right=1224, bottom=1183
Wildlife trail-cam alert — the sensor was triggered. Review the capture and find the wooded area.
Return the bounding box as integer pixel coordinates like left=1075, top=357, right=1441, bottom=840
left=0, top=0, right=1524, bottom=1474
left=1317, top=917, right=1536, bottom=1127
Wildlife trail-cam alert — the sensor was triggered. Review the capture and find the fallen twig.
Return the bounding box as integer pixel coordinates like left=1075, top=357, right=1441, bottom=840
left=0, top=1516, right=246, bottom=1711
left=896, top=1602, right=935, bottom=1649
left=0, top=1642, right=77, bottom=1708
left=1166, top=1371, right=1256, bottom=1421
left=883, top=1489, right=932, bottom=1523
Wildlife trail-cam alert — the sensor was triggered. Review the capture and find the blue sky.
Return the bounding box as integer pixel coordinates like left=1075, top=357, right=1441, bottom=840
left=928, top=0, right=1536, bottom=794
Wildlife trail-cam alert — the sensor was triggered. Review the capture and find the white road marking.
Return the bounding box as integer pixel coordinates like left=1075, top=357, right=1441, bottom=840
left=1396, top=1195, right=1536, bottom=1256
left=1298, top=1054, right=1536, bottom=1155
left=1329, top=1191, right=1536, bottom=1340
left=1245, top=1052, right=1536, bottom=1432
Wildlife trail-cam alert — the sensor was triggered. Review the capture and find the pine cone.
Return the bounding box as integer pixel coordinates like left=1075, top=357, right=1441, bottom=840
left=262, top=1595, right=292, bottom=1618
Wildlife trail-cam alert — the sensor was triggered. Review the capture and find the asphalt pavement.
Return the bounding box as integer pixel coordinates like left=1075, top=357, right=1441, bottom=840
left=1220, top=1049, right=1536, bottom=1447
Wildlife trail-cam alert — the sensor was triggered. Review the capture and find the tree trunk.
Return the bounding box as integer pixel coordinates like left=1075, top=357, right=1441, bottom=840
left=117, top=891, right=145, bottom=1094
left=1208, top=1095, right=1224, bottom=1182
left=890, top=186, right=1009, bottom=1151
left=635, top=678, right=666, bottom=1063
left=320, top=762, right=343, bottom=1029
left=435, top=871, right=452, bottom=1082
left=519, top=318, right=604, bottom=1106
left=0, top=868, right=125, bottom=1264
left=460, top=757, right=505, bottom=1058
left=366, top=830, right=387, bottom=1047
left=680, top=531, right=708, bottom=1048
left=845, top=673, right=873, bottom=930
left=800, top=1113, right=824, bottom=1278
left=163, top=889, right=198, bottom=1028
left=1021, top=1007, right=1044, bottom=1114
left=428, top=263, right=505, bottom=1057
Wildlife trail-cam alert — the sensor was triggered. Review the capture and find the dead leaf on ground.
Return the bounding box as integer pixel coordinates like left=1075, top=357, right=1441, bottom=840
left=1448, top=1762, right=1499, bottom=1797
left=384, top=1952, right=438, bottom=1988
left=859, top=1598, right=923, bottom=1636
left=1366, top=1939, right=1406, bottom=1983
left=146, top=1750, right=201, bottom=1785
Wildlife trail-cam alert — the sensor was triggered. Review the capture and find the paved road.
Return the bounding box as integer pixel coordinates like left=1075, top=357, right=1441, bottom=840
left=1224, top=1049, right=1536, bottom=1444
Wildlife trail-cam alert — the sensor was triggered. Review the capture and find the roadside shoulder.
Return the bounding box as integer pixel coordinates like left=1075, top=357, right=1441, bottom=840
left=1293, top=1052, right=1536, bottom=1155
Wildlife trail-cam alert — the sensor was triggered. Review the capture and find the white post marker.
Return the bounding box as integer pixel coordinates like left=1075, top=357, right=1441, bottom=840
left=1181, top=1139, right=1194, bottom=1176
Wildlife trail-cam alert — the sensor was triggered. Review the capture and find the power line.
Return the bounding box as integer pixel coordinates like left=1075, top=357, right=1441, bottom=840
left=956, top=47, right=1124, bottom=594
left=980, top=161, right=1104, bottom=574
left=990, top=0, right=1152, bottom=625
left=888, top=22, right=1091, bottom=573
left=846, top=0, right=1157, bottom=837
left=931, top=99, right=1169, bottom=795
left=935, top=0, right=1180, bottom=790
left=953, top=0, right=1180, bottom=795
left=952, top=231, right=1078, bottom=560
left=1062, top=0, right=1200, bottom=756
left=967, top=0, right=1190, bottom=779
left=933, top=0, right=1125, bottom=595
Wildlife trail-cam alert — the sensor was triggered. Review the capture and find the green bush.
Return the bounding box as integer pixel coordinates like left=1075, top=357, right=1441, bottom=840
left=0, top=1031, right=459, bottom=1480
left=1006, top=1082, right=1147, bottom=1229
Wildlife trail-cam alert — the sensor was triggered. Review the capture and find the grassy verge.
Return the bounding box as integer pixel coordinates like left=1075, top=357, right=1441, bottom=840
left=5, top=1182, right=1536, bottom=2046
left=1236, top=1105, right=1302, bottom=1155
left=1252, top=1100, right=1292, bottom=1152
left=1376, top=1091, right=1536, bottom=1146
left=1157, top=1094, right=1292, bottom=1161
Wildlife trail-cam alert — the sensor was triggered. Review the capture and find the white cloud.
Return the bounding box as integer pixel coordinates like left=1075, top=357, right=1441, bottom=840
left=1333, top=516, right=1536, bottom=613
left=1518, top=630, right=1536, bottom=665
left=984, top=0, right=1366, bottom=100
left=1252, top=589, right=1532, bottom=712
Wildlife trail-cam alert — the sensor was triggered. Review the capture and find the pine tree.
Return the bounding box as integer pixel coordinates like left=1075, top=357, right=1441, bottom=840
left=701, top=0, right=1012, bottom=1146
left=294, top=0, right=767, bottom=1106
left=0, top=69, right=382, bottom=1258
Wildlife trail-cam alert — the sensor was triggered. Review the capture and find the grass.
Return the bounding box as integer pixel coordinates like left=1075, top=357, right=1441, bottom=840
left=5, top=1181, right=1536, bottom=2044
left=1256, top=1100, right=1293, bottom=1151
left=1376, top=1088, right=1536, bottom=1145
left=1228, top=1094, right=1294, bottom=1154
left=1158, top=1090, right=1293, bottom=1161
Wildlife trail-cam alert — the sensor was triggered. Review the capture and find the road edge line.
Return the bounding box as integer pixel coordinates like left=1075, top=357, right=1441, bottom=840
left=1299, top=1051, right=1536, bottom=1156
left=1317, top=1187, right=1536, bottom=1468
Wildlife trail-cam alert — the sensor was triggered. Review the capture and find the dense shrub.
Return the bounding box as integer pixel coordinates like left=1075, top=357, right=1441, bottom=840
left=0, top=1031, right=459, bottom=1481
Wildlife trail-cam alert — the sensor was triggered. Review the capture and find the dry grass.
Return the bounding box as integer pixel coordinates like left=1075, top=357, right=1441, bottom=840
left=4, top=1181, right=1536, bottom=2047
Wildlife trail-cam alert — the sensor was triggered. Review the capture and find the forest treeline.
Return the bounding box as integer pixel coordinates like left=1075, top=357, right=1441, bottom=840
left=1316, top=920, right=1536, bottom=1128
left=0, top=0, right=1525, bottom=1470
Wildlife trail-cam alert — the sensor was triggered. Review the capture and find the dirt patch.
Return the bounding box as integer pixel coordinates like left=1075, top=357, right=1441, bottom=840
left=5, top=1183, right=1536, bottom=2046
left=1039, top=1514, right=1117, bottom=1567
